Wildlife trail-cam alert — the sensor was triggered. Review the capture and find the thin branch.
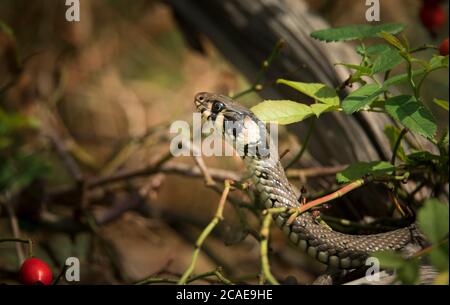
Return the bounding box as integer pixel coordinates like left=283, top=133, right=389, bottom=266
left=259, top=207, right=286, bottom=285
left=232, top=39, right=285, bottom=99
left=89, top=161, right=343, bottom=189
left=136, top=267, right=233, bottom=285
left=284, top=118, right=316, bottom=169
left=391, top=127, right=408, bottom=165
left=45, top=129, right=83, bottom=182
left=88, top=151, right=173, bottom=188
left=178, top=180, right=233, bottom=284
left=286, top=165, right=346, bottom=180
left=2, top=201, right=26, bottom=265
left=0, top=237, right=33, bottom=258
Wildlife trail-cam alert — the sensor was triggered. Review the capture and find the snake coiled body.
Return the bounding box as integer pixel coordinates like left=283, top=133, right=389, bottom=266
left=195, top=92, right=423, bottom=269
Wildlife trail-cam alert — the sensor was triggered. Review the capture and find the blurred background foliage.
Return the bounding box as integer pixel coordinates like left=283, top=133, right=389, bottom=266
left=0, top=0, right=448, bottom=284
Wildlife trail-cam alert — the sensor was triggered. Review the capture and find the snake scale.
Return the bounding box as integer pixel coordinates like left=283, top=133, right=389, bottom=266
left=194, top=92, right=423, bottom=269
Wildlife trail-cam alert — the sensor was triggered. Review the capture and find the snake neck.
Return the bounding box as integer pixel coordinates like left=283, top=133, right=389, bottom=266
left=244, top=155, right=300, bottom=210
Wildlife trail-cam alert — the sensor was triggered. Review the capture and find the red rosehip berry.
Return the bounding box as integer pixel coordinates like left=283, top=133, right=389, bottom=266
left=20, top=257, right=53, bottom=285
left=439, top=38, right=449, bottom=56
left=420, top=2, right=447, bottom=33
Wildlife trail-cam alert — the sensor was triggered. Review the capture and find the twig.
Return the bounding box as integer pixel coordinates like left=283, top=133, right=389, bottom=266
left=89, top=161, right=344, bottom=189
left=187, top=141, right=217, bottom=186
left=136, top=267, right=233, bottom=285
left=232, top=39, right=285, bottom=99
left=294, top=177, right=372, bottom=216
left=46, top=129, right=83, bottom=182
left=2, top=201, right=26, bottom=265
left=259, top=207, right=286, bottom=285
left=286, top=165, right=347, bottom=180
left=389, top=127, right=409, bottom=217
left=284, top=118, right=316, bottom=169
left=88, top=151, right=173, bottom=188
left=100, top=121, right=172, bottom=176
left=0, top=237, right=33, bottom=258
left=52, top=264, right=69, bottom=285
left=185, top=268, right=233, bottom=285
left=391, top=128, right=408, bottom=165
left=413, top=238, right=449, bottom=258
left=178, top=180, right=233, bottom=284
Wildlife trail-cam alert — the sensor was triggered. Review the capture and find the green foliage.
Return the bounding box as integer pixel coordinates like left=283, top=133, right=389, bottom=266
left=372, top=251, right=420, bottom=285
left=336, top=161, right=395, bottom=183
left=373, top=49, right=403, bottom=74
left=251, top=100, right=313, bottom=124
left=342, top=84, right=381, bottom=114
left=251, top=80, right=342, bottom=123
left=310, top=23, right=405, bottom=42
left=276, top=80, right=339, bottom=106
left=373, top=199, right=449, bottom=284
left=0, top=108, right=48, bottom=195
left=384, top=95, right=437, bottom=139
left=253, top=80, right=340, bottom=120
left=417, top=199, right=449, bottom=244
left=433, top=99, right=449, bottom=111
left=250, top=22, right=449, bottom=284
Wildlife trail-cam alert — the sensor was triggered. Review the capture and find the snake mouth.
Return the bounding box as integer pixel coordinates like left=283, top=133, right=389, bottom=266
left=194, top=92, right=213, bottom=121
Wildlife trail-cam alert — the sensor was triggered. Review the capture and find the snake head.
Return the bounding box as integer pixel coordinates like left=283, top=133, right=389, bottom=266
left=194, top=92, right=270, bottom=157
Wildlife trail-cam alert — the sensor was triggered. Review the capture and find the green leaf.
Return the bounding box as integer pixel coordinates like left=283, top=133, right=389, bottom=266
left=429, top=242, right=449, bottom=272
left=382, top=56, right=447, bottom=90
left=396, top=259, right=420, bottom=285
left=429, top=55, right=449, bottom=70
left=385, top=95, right=437, bottom=139
left=372, top=251, right=405, bottom=269
left=251, top=100, right=314, bottom=125
left=335, top=63, right=372, bottom=74
left=342, top=84, right=381, bottom=114
left=433, top=99, right=449, bottom=111
left=310, top=103, right=337, bottom=118
left=311, top=23, right=406, bottom=42
left=406, top=151, right=440, bottom=167
left=384, top=125, right=406, bottom=161
left=336, top=161, right=395, bottom=183
left=371, top=46, right=404, bottom=74
left=365, top=44, right=391, bottom=55
left=377, top=31, right=405, bottom=50
left=417, top=198, right=449, bottom=244
left=370, top=251, right=420, bottom=284
left=277, top=80, right=339, bottom=106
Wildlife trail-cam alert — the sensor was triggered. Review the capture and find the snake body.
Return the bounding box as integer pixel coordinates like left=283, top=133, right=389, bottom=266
left=194, top=92, right=422, bottom=269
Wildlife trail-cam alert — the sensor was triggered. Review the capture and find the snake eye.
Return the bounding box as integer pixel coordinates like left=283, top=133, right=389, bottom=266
left=211, top=101, right=225, bottom=113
